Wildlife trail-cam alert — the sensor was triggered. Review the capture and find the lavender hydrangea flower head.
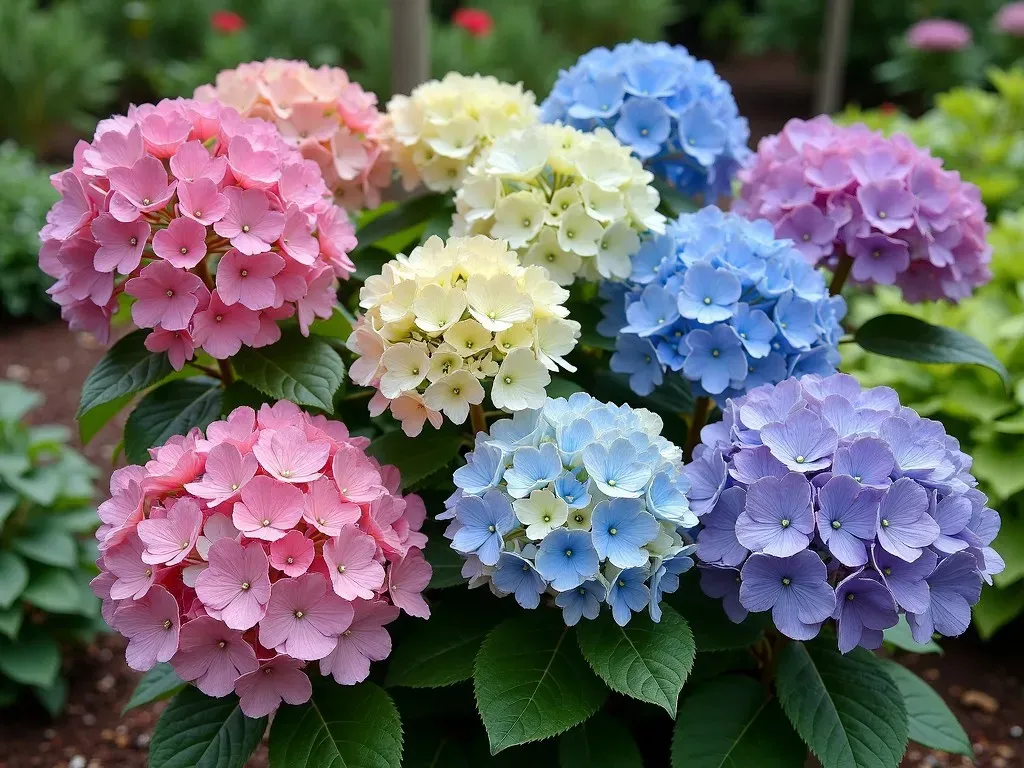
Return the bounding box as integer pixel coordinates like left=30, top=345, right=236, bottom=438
left=445, top=393, right=696, bottom=626
left=599, top=207, right=845, bottom=405
left=541, top=40, right=751, bottom=201
left=735, top=116, right=991, bottom=302
left=687, top=373, right=1001, bottom=652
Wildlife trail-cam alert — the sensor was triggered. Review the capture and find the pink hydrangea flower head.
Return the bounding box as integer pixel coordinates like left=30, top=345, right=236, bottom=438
left=95, top=402, right=428, bottom=714
left=39, top=97, right=357, bottom=360
left=995, top=2, right=1024, bottom=35
left=735, top=115, right=991, bottom=302
left=196, top=59, right=392, bottom=211
left=906, top=19, right=972, bottom=51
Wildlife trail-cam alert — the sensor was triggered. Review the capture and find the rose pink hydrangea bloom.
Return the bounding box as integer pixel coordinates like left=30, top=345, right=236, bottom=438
left=995, top=2, right=1024, bottom=35
left=39, top=97, right=357, bottom=357
left=735, top=116, right=991, bottom=302
left=91, top=401, right=430, bottom=717
left=195, top=59, right=392, bottom=211
left=906, top=19, right=973, bottom=51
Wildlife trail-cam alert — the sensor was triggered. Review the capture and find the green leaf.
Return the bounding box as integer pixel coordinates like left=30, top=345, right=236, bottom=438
left=51, top=507, right=102, bottom=534
left=972, top=582, right=1024, bottom=639
left=11, top=523, right=78, bottom=568
left=77, top=330, right=174, bottom=435
left=149, top=686, right=267, bottom=768
left=855, top=314, right=1009, bottom=388
left=992, top=512, right=1024, bottom=587
left=308, top=306, right=354, bottom=341
left=0, top=552, right=29, bottom=609
left=78, top=392, right=134, bottom=444
left=473, top=611, right=606, bottom=754
left=776, top=642, right=908, bottom=768
left=0, top=605, right=23, bottom=639
left=20, top=568, right=97, bottom=616
left=33, top=675, right=68, bottom=717
left=221, top=381, right=273, bottom=413
left=547, top=376, right=586, bottom=399
left=878, top=660, right=972, bottom=757
left=124, top=378, right=223, bottom=464
left=403, top=726, right=470, bottom=768
left=0, top=630, right=60, bottom=687
left=667, top=580, right=766, bottom=651
left=883, top=617, right=942, bottom=655
left=355, top=193, right=447, bottom=251
left=352, top=246, right=398, bottom=282
left=425, top=536, right=466, bottom=589
left=367, top=429, right=462, bottom=490
left=268, top=681, right=403, bottom=768
left=124, top=663, right=185, bottom=714
left=672, top=675, right=806, bottom=768
left=0, top=381, right=42, bottom=423
left=558, top=714, right=643, bottom=768
left=387, top=604, right=500, bottom=688
left=232, top=331, right=345, bottom=414
left=575, top=604, right=694, bottom=716
left=0, top=492, right=17, bottom=528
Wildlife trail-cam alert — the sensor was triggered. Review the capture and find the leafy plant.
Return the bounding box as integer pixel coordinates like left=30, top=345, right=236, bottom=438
left=0, top=143, right=58, bottom=320
left=0, top=381, right=101, bottom=715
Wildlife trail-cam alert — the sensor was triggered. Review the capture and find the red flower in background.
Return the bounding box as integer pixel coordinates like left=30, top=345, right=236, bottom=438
left=879, top=102, right=897, bottom=115
left=452, top=8, right=493, bottom=38
left=211, top=10, right=246, bottom=34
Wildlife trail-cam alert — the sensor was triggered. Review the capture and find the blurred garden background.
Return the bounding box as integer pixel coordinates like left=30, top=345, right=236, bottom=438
left=1, top=1, right=1023, bottom=766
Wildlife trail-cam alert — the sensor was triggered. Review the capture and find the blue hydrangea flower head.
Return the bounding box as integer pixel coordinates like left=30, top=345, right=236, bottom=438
left=541, top=40, right=751, bottom=200
left=446, top=393, right=697, bottom=626
left=687, top=373, right=1002, bottom=653
left=601, top=207, right=845, bottom=405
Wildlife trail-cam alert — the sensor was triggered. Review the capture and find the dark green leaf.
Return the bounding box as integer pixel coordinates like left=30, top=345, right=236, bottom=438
left=309, top=307, right=354, bottom=341
left=20, top=568, right=97, bottom=617
left=79, top=392, right=134, bottom=444
left=0, top=381, right=41, bottom=423
left=0, top=630, right=60, bottom=687
left=355, top=194, right=447, bottom=252
left=672, top=675, right=805, bottom=768
left=268, top=681, right=402, bottom=768
left=0, top=605, right=23, bottom=639
left=425, top=536, right=466, bottom=589
left=575, top=604, right=694, bottom=716
left=221, top=381, right=273, bottom=413
left=124, top=378, right=222, bottom=464
left=12, top=526, right=78, bottom=568
left=667, top=580, right=767, bottom=651
left=77, top=330, right=174, bottom=436
left=558, top=713, right=643, bottom=768
left=367, top=429, right=462, bottom=490
left=149, top=686, right=267, bottom=768
left=547, top=376, right=586, bottom=399
left=124, top=663, right=185, bottom=713
left=387, top=604, right=500, bottom=688
left=474, top=611, right=606, bottom=754
left=882, top=617, right=941, bottom=655
left=232, top=331, right=345, bottom=414
left=51, top=507, right=101, bottom=534
left=855, top=315, right=1009, bottom=387
left=776, top=642, right=908, bottom=768
left=403, top=729, right=470, bottom=768
left=33, top=676, right=68, bottom=717
left=0, top=492, right=17, bottom=528
left=352, top=246, right=398, bottom=282
left=0, top=552, right=29, bottom=609
left=878, top=660, right=972, bottom=757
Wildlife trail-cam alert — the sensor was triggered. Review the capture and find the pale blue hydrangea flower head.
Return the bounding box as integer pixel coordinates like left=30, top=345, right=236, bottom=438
left=687, top=373, right=1001, bottom=653
left=541, top=40, right=751, bottom=200
left=599, top=207, right=845, bottom=405
left=445, top=393, right=697, bottom=626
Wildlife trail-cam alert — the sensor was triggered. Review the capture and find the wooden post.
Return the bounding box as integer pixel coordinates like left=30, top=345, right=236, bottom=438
left=390, top=0, right=430, bottom=97
left=815, top=0, right=854, bottom=115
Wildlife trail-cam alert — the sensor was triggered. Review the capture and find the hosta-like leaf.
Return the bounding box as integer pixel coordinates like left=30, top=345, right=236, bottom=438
left=473, top=612, right=606, bottom=754
left=367, top=429, right=462, bottom=490
left=558, top=714, right=643, bottom=768
left=575, top=605, right=695, bottom=716
left=149, top=687, right=266, bottom=768
left=0, top=552, right=29, bottom=609
left=124, top=378, right=222, bottom=464
left=20, top=568, right=97, bottom=617
left=124, top=663, right=185, bottom=713
left=879, top=660, right=972, bottom=757
left=232, top=331, right=345, bottom=413
left=268, top=681, right=402, bottom=768
left=0, top=629, right=60, bottom=687
left=776, top=642, right=908, bottom=768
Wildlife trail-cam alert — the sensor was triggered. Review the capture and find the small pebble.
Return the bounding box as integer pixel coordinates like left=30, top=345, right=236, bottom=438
left=96, top=675, right=115, bottom=693
left=135, top=733, right=151, bottom=749
left=1011, top=725, right=1023, bottom=739
left=5, top=364, right=29, bottom=382
left=114, top=733, right=130, bottom=749
left=922, top=668, right=940, bottom=682
left=81, top=713, right=96, bottom=726
left=99, top=729, right=114, bottom=742
left=42, top=729, right=56, bottom=741
left=995, top=745, right=1016, bottom=758
left=992, top=757, right=1007, bottom=768
left=69, top=756, right=86, bottom=768
left=87, top=761, right=103, bottom=768
left=960, top=689, right=1000, bottom=714
left=54, top=356, right=71, bottom=373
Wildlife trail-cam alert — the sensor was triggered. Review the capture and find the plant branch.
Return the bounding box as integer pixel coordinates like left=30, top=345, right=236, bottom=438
left=217, top=359, right=235, bottom=386
left=829, top=251, right=854, bottom=296
left=186, top=361, right=223, bottom=379
left=469, top=403, right=488, bottom=436
left=684, top=396, right=712, bottom=462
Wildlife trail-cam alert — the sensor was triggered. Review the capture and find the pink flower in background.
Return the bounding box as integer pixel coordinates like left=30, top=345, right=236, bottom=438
left=38, top=97, right=357, bottom=361
left=996, top=2, right=1024, bottom=35
left=452, top=8, right=494, bottom=38
left=905, top=19, right=972, bottom=51
left=196, top=59, right=392, bottom=211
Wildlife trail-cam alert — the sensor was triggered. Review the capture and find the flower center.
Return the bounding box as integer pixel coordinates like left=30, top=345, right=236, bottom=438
left=872, top=250, right=881, bottom=259
left=884, top=567, right=892, bottom=576
left=410, top=367, right=419, bottom=376
left=294, top=610, right=304, bottom=619
left=846, top=593, right=856, bottom=601
left=565, top=495, right=574, bottom=503
left=488, top=311, right=496, bottom=319
left=547, top=253, right=556, bottom=262
left=142, top=198, right=151, bottom=205
left=242, top=225, right=251, bottom=233
left=781, top=577, right=791, bottom=586
left=452, top=387, right=460, bottom=396
left=878, top=211, right=886, bottom=219
left=504, top=376, right=513, bottom=384
left=802, top=233, right=810, bottom=241
left=280, top=470, right=292, bottom=478
left=241, top=582, right=250, bottom=590
left=166, top=290, right=174, bottom=298
left=542, top=515, right=551, bottom=523
left=795, top=455, right=805, bottom=464
left=262, top=519, right=271, bottom=526
left=780, top=519, right=790, bottom=528
left=831, top=520, right=841, bottom=529
left=144, top=568, right=152, bottom=577
left=574, top=514, right=584, bottom=523
left=521, top=218, right=531, bottom=228
left=240, top=270, right=248, bottom=277
left=853, top=475, right=861, bottom=482
left=231, top=483, right=239, bottom=490
left=215, top=315, right=223, bottom=322
left=286, top=557, right=294, bottom=564
left=565, top=549, right=573, bottom=557
left=640, top=128, right=649, bottom=136
left=218, top=641, right=226, bottom=648
left=711, top=349, right=720, bottom=358
left=487, top=525, right=496, bottom=533
left=180, top=247, right=188, bottom=254
left=703, top=297, right=712, bottom=305
left=337, top=564, right=346, bottom=573
left=881, top=518, right=890, bottom=527
left=609, top=527, right=617, bottom=535
left=194, top=210, right=202, bottom=217
left=130, top=237, right=138, bottom=246
left=163, top=619, right=172, bottom=630
left=465, top=341, right=474, bottom=349
left=607, top=479, right=617, bottom=486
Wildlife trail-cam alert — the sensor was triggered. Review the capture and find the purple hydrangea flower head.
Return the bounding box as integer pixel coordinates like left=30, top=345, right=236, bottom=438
left=448, top=394, right=696, bottom=626
left=541, top=40, right=750, bottom=200
left=601, top=207, right=844, bottom=405
left=735, top=116, right=991, bottom=302
left=905, top=19, right=972, bottom=51
left=688, top=372, right=1000, bottom=652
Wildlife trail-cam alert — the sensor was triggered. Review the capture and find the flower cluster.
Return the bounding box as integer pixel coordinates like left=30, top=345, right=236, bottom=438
left=735, top=116, right=991, bottom=303
left=196, top=59, right=392, bottom=211
left=996, top=3, right=1024, bottom=36
left=599, top=207, right=844, bottom=403
left=443, top=393, right=697, bottom=626
left=541, top=40, right=751, bottom=201
left=385, top=73, right=539, bottom=192
left=348, top=235, right=580, bottom=435
left=90, top=402, right=430, bottom=718
left=688, top=373, right=1002, bottom=652
left=905, top=19, right=973, bottom=51
left=452, top=124, right=666, bottom=285
left=38, top=98, right=357, bottom=363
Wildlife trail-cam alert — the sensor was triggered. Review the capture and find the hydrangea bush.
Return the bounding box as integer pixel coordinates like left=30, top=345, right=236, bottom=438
left=688, top=373, right=1001, bottom=651
left=385, top=73, right=539, bottom=193
left=348, top=235, right=580, bottom=434
left=599, top=207, right=845, bottom=403
left=443, top=394, right=696, bottom=626
left=452, top=123, right=666, bottom=284
left=39, top=97, right=356, bottom=361
left=91, top=401, right=429, bottom=718
left=735, top=115, right=991, bottom=302
left=196, top=59, right=392, bottom=212
left=541, top=40, right=751, bottom=201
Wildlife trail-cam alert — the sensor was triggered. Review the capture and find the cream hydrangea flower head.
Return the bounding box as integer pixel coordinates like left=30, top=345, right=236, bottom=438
left=385, top=73, right=539, bottom=193
left=452, top=124, right=667, bottom=285
left=348, top=235, right=580, bottom=435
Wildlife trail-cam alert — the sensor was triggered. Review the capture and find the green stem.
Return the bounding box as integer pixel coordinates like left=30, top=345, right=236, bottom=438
left=829, top=250, right=854, bottom=296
